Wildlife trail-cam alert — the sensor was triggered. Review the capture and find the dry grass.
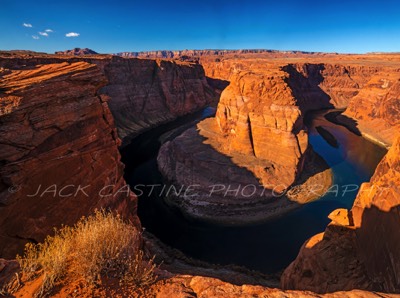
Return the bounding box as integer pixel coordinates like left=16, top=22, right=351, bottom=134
left=16, top=210, right=156, bottom=297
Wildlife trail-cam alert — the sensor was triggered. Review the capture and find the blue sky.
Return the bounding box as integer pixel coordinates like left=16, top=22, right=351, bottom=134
left=1, top=0, right=400, bottom=54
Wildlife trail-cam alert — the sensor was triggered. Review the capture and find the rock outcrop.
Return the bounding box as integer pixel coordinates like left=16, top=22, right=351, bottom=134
left=281, top=135, right=400, bottom=293
left=0, top=61, right=139, bottom=258
left=99, top=58, right=215, bottom=145
left=135, top=275, right=398, bottom=298
left=1, top=51, right=400, bottom=296
left=55, top=48, right=99, bottom=56
left=157, top=63, right=333, bottom=224
left=343, top=71, right=400, bottom=146
left=0, top=54, right=216, bottom=258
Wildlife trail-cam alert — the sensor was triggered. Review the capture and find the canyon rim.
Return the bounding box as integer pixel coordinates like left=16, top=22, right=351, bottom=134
left=1, top=1, right=400, bottom=297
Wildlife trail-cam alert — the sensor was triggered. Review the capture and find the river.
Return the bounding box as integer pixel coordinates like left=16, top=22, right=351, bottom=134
left=121, top=108, right=387, bottom=274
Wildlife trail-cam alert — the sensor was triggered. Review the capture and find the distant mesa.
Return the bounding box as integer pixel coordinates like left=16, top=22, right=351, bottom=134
left=55, top=48, right=98, bottom=56
left=114, top=49, right=325, bottom=59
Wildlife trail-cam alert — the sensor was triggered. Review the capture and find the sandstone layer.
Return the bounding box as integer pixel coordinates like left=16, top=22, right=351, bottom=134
left=200, top=53, right=400, bottom=144
left=281, top=134, right=400, bottom=293
left=1, top=261, right=397, bottom=298
left=0, top=61, right=139, bottom=258
left=157, top=63, right=333, bottom=224
left=343, top=71, right=400, bottom=146
left=1, top=51, right=400, bottom=297
left=158, top=53, right=400, bottom=224
left=100, top=58, right=215, bottom=145
left=0, top=54, right=214, bottom=258
left=134, top=275, right=398, bottom=298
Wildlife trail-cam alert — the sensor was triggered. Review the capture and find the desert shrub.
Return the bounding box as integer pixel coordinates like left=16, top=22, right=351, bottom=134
left=16, top=210, right=156, bottom=297
left=120, top=250, right=157, bottom=287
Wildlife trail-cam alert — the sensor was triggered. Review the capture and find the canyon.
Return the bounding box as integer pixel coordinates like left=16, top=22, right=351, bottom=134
left=0, top=50, right=399, bottom=296
left=158, top=53, right=400, bottom=224
left=0, top=54, right=214, bottom=258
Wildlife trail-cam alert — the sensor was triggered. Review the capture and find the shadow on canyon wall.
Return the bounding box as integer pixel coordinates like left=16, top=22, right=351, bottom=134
left=324, top=111, right=362, bottom=136
left=283, top=64, right=363, bottom=137
left=283, top=64, right=333, bottom=111
left=282, top=204, right=400, bottom=293
left=206, top=77, right=230, bottom=93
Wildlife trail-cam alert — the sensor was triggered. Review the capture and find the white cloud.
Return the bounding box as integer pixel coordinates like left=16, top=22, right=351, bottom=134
left=65, top=32, right=80, bottom=37
left=23, top=23, right=33, bottom=28
left=45, top=29, right=53, bottom=32
left=39, top=32, right=49, bottom=37
left=32, top=35, right=39, bottom=40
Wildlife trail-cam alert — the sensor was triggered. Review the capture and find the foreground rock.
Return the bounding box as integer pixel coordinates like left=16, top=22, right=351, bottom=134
left=2, top=268, right=396, bottom=298
left=0, top=55, right=214, bottom=258
left=281, top=135, right=400, bottom=293
left=137, top=275, right=397, bottom=298
left=0, top=61, right=139, bottom=258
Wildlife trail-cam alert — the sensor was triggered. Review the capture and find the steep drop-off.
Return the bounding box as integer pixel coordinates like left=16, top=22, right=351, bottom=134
left=157, top=63, right=333, bottom=224
left=0, top=61, right=138, bottom=258
left=1, top=51, right=399, bottom=296
left=99, top=58, right=215, bottom=145
left=0, top=55, right=214, bottom=258
left=343, top=71, right=400, bottom=146
left=282, top=134, right=400, bottom=293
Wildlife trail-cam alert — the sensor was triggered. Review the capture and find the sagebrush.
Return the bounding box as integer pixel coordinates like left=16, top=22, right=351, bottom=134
left=16, top=210, right=156, bottom=297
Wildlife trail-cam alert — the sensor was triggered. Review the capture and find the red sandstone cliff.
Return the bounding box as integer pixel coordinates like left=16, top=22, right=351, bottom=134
left=343, top=72, right=400, bottom=146
left=99, top=58, right=215, bottom=145
left=0, top=61, right=138, bottom=258
left=1, top=51, right=400, bottom=296
left=0, top=55, right=214, bottom=258
left=281, top=134, right=400, bottom=293
left=157, top=62, right=332, bottom=224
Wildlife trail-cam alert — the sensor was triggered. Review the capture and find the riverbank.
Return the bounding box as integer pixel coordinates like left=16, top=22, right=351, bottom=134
left=124, top=108, right=386, bottom=275
left=324, top=111, right=391, bottom=149
left=158, top=120, right=333, bottom=226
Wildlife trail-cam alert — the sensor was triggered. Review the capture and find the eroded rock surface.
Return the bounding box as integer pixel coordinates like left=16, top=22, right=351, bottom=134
left=158, top=53, right=400, bottom=225
left=100, top=58, right=215, bottom=145
left=344, top=71, right=400, bottom=146
left=0, top=61, right=138, bottom=258
left=136, top=275, right=398, bottom=298
left=0, top=55, right=214, bottom=258
left=281, top=135, right=400, bottom=293
left=158, top=63, right=333, bottom=224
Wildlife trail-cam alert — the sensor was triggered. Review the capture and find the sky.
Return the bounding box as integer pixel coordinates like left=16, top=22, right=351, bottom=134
left=1, top=0, right=400, bottom=54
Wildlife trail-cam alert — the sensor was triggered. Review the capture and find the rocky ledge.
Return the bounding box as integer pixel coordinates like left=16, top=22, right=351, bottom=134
left=281, top=134, right=400, bottom=293
left=0, top=54, right=215, bottom=258
left=0, top=61, right=138, bottom=258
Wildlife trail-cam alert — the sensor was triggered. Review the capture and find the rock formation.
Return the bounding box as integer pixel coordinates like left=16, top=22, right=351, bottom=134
left=100, top=58, right=215, bottom=145
left=157, top=62, right=333, bottom=224
left=0, top=54, right=214, bottom=258
left=157, top=55, right=400, bottom=224
left=343, top=71, right=400, bottom=146
left=135, top=275, right=398, bottom=298
left=0, top=61, right=138, bottom=258
left=281, top=134, right=400, bottom=293
left=55, top=48, right=99, bottom=56
left=1, top=50, right=400, bottom=296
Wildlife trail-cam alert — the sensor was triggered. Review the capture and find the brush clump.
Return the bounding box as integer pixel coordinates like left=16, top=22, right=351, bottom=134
left=16, top=210, right=156, bottom=297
